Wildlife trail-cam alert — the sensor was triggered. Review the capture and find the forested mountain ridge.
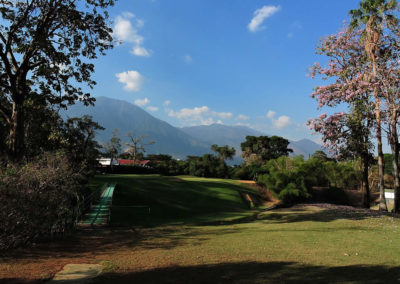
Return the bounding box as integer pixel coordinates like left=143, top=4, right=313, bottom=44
left=64, top=96, right=325, bottom=160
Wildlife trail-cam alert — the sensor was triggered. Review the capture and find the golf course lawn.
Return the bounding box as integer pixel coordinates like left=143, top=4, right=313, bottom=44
left=1, top=175, right=400, bottom=283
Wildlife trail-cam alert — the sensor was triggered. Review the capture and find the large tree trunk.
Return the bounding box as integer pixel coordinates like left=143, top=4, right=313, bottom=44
left=390, top=120, right=400, bottom=213
left=8, top=101, right=25, bottom=163
left=361, top=151, right=370, bottom=209
left=376, top=110, right=387, bottom=211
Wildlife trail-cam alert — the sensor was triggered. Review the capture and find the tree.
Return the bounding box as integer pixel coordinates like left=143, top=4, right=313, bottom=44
left=62, top=115, right=104, bottom=169
left=350, top=0, right=400, bottom=211
left=125, top=131, right=155, bottom=162
left=377, top=35, right=400, bottom=212
left=103, top=129, right=121, bottom=167
left=210, top=144, right=235, bottom=178
left=211, top=144, right=236, bottom=162
left=349, top=0, right=398, bottom=211
left=308, top=27, right=376, bottom=208
left=311, top=150, right=330, bottom=162
left=0, top=0, right=114, bottom=162
left=241, top=135, right=292, bottom=165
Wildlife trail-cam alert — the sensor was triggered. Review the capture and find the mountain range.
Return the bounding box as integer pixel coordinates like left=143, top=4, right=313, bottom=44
left=63, top=96, right=325, bottom=162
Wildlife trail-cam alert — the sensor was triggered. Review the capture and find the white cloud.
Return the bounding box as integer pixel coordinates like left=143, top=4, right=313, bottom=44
left=184, top=55, right=192, bottom=63
left=113, top=13, right=151, bottom=57
left=169, top=106, right=210, bottom=119
left=132, top=46, right=151, bottom=57
left=146, top=106, right=159, bottom=112
left=237, top=114, right=249, bottom=120
left=134, top=97, right=150, bottom=107
left=273, top=115, right=291, bottom=129
left=163, top=100, right=171, bottom=106
left=266, top=110, right=276, bottom=119
left=114, top=15, right=142, bottom=44
left=287, top=33, right=294, bottom=39
left=266, top=110, right=291, bottom=129
left=116, top=70, right=144, bottom=91
left=168, top=105, right=233, bottom=125
left=248, top=5, right=280, bottom=32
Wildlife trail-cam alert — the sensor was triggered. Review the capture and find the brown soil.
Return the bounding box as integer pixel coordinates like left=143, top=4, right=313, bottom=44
left=236, top=180, right=280, bottom=207
left=311, top=186, right=380, bottom=207
left=0, top=228, right=139, bottom=283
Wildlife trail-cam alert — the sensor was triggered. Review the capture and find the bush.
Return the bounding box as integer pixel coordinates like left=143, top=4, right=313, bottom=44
left=279, top=182, right=310, bottom=204
left=324, top=160, right=360, bottom=189
left=0, top=152, right=86, bottom=250
left=231, top=166, right=252, bottom=180
left=258, top=156, right=311, bottom=204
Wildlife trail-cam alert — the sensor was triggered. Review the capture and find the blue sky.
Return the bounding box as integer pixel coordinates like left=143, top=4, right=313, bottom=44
left=90, top=0, right=362, bottom=142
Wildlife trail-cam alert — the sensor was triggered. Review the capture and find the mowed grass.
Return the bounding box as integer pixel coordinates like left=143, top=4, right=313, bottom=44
left=2, top=175, right=400, bottom=283
left=92, top=174, right=260, bottom=226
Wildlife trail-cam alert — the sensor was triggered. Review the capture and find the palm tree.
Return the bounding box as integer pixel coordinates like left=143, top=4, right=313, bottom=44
left=349, top=0, right=398, bottom=210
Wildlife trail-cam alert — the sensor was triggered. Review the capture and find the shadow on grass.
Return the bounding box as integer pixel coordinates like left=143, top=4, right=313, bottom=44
left=258, top=204, right=394, bottom=224
left=3, top=261, right=400, bottom=284
left=104, top=175, right=261, bottom=227
left=88, top=261, right=400, bottom=283
left=0, top=225, right=242, bottom=261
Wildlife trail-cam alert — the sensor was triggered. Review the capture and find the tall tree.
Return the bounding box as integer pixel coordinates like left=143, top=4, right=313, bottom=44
left=0, top=0, right=114, bottom=162
left=63, top=115, right=105, bottom=168
left=308, top=27, right=375, bottom=208
left=241, top=136, right=292, bottom=165
left=211, top=144, right=236, bottom=162
left=125, top=131, right=155, bottom=162
left=103, top=128, right=121, bottom=167
left=349, top=0, right=398, bottom=210
left=375, top=34, right=400, bottom=212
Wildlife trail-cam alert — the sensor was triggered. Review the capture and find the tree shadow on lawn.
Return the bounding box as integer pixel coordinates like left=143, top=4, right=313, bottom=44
left=0, top=225, right=241, bottom=261
left=257, top=204, right=396, bottom=224
left=111, top=178, right=259, bottom=227
left=92, top=261, right=400, bottom=284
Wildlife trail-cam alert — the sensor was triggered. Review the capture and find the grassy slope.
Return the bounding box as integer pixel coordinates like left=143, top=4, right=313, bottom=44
left=2, top=175, right=400, bottom=283
left=92, top=175, right=259, bottom=226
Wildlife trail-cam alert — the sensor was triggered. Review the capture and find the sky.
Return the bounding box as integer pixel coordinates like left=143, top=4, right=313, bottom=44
left=89, top=0, right=363, bottom=143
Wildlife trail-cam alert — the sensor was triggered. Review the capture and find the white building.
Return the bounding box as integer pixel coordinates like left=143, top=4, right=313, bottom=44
left=97, top=158, right=119, bottom=166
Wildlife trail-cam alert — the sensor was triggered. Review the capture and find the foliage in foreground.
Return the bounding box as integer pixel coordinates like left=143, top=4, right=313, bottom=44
left=0, top=152, right=87, bottom=250
left=257, top=156, right=362, bottom=204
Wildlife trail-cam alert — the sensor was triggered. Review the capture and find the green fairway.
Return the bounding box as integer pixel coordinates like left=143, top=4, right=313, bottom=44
left=3, top=175, right=400, bottom=283
left=91, top=175, right=262, bottom=226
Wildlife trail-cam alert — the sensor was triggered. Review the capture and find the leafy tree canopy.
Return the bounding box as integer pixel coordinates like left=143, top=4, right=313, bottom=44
left=0, top=0, right=114, bottom=161
left=240, top=135, right=293, bottom=165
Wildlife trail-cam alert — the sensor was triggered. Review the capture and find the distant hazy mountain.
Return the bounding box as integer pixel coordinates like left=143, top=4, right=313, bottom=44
left=182, top=124, right=263, bottom=148
left=289, top=139, right=325, bottom=158
left=63, top=96, right=325, bottom=161
left=62, top=96, right=210, bottom=159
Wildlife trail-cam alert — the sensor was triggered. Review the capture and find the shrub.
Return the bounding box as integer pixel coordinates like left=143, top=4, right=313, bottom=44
left=0, top=151, right=86, bottom=250
left=231, top=166, right=252, bottom=180
left=258, top=156, right=311, bottom=204
left=279, top=182, right=310, bottom=204
left=324, top=160, right=360, bottom=189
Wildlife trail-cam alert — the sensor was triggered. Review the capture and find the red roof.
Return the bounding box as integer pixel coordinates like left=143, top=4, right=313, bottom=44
left=117, top=159, right=150, bottom=166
